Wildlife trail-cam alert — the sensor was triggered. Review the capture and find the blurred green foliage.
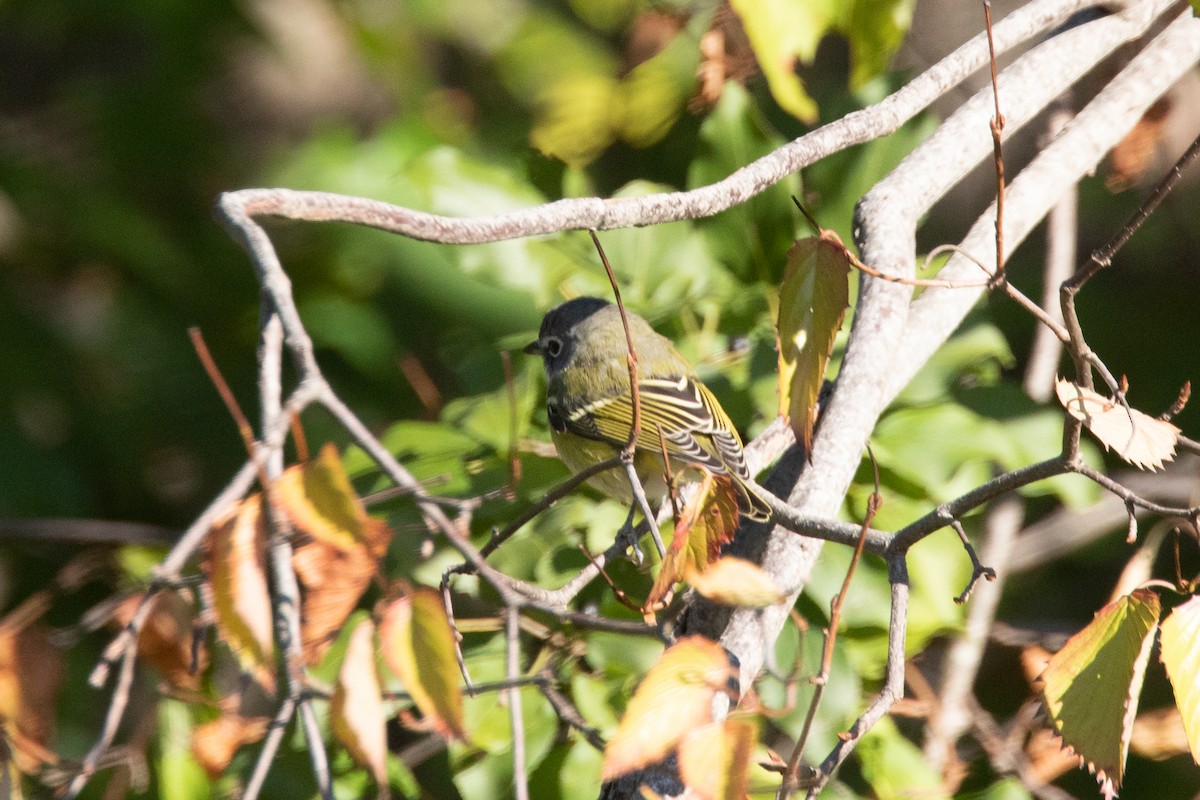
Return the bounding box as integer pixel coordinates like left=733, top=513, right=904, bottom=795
left=1, top=1, right=1198, bottom=798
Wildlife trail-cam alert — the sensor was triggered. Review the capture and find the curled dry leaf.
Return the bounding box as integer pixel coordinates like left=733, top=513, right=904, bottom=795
left=1055, top=379, right=1179, bottom=471
left=205, top=496, right=276, bottom=693
left=113, top=591, right=205, bottom=690
left=602, top=636, right=735, bottom=780
left=332, top=619, right=390, bottom=798
left=379, top=589, right=466, bottom=741
left=685, top=557, right=785, bottom=608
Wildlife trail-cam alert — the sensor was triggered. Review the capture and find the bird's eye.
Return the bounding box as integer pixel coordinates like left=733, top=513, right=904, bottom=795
left=545, top=337, right=563, bottom=357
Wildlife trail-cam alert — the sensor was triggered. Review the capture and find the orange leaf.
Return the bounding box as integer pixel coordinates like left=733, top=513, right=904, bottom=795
left=332, top=619, right=390, bottom=796
left=678, top=718, right=757, bottom=800
left=205, top=496, right=275, bottom=693
left=293, top=515, right=390, bottom=665
left=602, top=636, right=735, bottom=780
left=777, top=235, right=850, bottom=451
left=646, top=476, right=740, bottom=610
left=685, top=557, right=784, bottom=608
left=277, top=443, right=388, bottom=556
left=379, top=589, right=466, bottom=741
left=191, top=714, right=269, bottom=779
left=1055, top=380, right=1179, bottom=471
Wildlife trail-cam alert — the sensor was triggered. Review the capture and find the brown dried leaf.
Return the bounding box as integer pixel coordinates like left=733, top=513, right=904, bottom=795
left=113, top=591, right=204, bottom=690
left=191, top=713, right=270, bottom=779
left=205, top=496, right=275, bottom=692
left=379, top=589, right=466, bottom=741
left=293, top=515, right=390, bottom=664
left=1056, top=379, right=1179, bottom=471
left=332, top=619, right=389, bottom=796
left=0, top=624, right=63, bottom=773
left=602, top=636, right=735, bottom=780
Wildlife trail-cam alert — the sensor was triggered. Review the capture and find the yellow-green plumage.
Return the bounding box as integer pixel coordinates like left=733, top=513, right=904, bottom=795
left=525, top=297, right=770, bottom=521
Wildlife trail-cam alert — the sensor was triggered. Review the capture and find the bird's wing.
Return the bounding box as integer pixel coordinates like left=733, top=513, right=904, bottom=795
left=560, top=375, right=750, bottom=479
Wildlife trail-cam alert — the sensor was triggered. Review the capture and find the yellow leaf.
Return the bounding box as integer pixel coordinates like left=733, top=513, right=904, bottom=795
left=777, top=235, right=850, bottom=452
left=206, top=497, right=275, bottom=692
left=685, top=557, right=785, bottom=608
left=728, top=0, right=828, bottom=122
left=602, top=636, right=735, bottom=780
left=678, top=718, right=757, bottom=800
left=332, top=619, right=390, bottom=797
left=277, top=443, right=383, bottom=553
left=1055, top=380, right=1179, bottom=471
left=379, top=589, right=466, bottom=741
left=1042, top=589, right=1160, bottom=794
left=1160, top=594, right=1200, bottom=767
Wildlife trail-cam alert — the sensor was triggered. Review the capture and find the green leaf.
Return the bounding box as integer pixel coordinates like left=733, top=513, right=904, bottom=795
left=857, top=716, right=948, bottom=800
left=686, top=82, right=799, bottom=284
left=1042, top=589, right=1162, bottom=795
left=844, top=0, right=917, bottom=89
left=728, top=0, right=836, bottom=122
left=1159, top=594, right=1200, bottom=767
left=777, top=235, right=851, bottom=450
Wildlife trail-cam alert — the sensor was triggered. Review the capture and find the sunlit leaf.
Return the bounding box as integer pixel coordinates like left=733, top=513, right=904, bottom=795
left=277, top=443, right=384, bottom=553
left=728, top=0, right=830, bottom=122
left=844, top=0, right=916, bottom=89
left=191, top=714, right=269, bottom=779
left=777, top=235, right=851, bottom=450
left=1042, top=589, right=1161, bottom=795
left=677, top=717, right=756, bottom=800
left=1160, top=594, right=1200, bottom=766
left=332, top=619, right=390, bottom=797
left=646, top=476, right=739, bottom=609
left=379, top=588, right=466, bottom=741
left=293, top=527, right=388, bottom=665
left=205, top=497, right=275, bottom=692
left=686, top=557, right=784, bottom=608
left=1055, top=380, right=1179, bottom=471
left=602, top=636, right=735, bottom=779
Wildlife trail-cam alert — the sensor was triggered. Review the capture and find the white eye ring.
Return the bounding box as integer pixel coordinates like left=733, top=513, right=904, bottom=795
left=545, top=337, right=563, bottom=357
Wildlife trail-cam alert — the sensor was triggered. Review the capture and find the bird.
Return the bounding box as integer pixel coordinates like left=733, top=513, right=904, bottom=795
left=524, top=297, right=772, bottom=532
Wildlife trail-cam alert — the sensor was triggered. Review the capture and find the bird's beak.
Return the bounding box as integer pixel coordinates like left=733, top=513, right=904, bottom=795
left=523, top=340, right=542, bottom=356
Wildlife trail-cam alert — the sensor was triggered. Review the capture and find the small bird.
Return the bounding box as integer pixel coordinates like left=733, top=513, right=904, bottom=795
left=524, top=297, right=771, bottom=529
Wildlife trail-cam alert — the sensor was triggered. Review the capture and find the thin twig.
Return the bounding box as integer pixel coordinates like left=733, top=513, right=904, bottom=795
left=779, top=454, right=882, bottom=800
left=505, top=605, right=530, bottom=800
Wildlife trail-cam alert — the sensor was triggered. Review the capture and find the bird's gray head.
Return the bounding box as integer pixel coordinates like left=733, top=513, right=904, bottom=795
left=523, top=296, right=612, bottom=378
